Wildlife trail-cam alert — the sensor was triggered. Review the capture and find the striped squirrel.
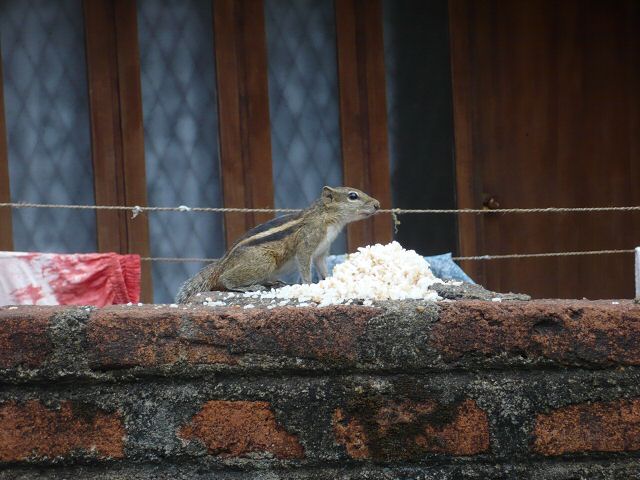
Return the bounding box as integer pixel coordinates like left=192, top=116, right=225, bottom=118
left=176, top=186, right=380, bottom=303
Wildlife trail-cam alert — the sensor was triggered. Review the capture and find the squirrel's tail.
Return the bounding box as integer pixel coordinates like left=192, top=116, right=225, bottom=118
left=175, top=260, right=221, bottom=304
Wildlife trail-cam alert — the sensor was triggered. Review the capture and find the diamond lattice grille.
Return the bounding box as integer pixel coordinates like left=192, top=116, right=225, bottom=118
left=0, top=0, right=96, bottom=253
left=137, top=0, right=224, bottom=303
left=265, top=0, right=346, bottom=254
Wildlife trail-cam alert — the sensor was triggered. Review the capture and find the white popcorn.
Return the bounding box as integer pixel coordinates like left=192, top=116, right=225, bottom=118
left=204, top=300, right=226, bottom=307
left=253, top=241, right=443, bottom=306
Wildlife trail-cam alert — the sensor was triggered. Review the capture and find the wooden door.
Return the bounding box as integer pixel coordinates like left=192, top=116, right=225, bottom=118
left=450, top=0, right=640, bottom=299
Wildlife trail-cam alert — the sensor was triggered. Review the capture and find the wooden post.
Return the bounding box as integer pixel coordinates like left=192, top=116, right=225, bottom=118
left=0, top=50, right=13, bottom=251
left=213, top=0, right=274, bottom=247
left=448, top=0, right=485, bottom=284
left=635, top=247, right=640, bottom=300
left=84, top=0, right=152, bottom=301
left=335, top=0, right=393, bottom=251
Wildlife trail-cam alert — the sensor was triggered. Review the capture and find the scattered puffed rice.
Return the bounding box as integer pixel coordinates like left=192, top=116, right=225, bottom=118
left=205, top=300, right=226, bottom=307
left=491, top=297, right=503, bottom=302
left=169, top=304, right=178, bottom=308
left=251, top=241, right=444, bottom=306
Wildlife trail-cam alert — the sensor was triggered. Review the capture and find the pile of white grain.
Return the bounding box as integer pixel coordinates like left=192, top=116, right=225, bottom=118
left=246, top=241, right=444, bottom=307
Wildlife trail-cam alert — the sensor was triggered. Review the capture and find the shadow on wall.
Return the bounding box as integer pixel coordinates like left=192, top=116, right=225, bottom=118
left=384, top=0, right=458, bottom=256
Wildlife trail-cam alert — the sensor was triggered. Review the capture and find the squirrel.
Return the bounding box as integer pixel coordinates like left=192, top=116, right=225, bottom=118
left=176, top=186, right=380, bottom=303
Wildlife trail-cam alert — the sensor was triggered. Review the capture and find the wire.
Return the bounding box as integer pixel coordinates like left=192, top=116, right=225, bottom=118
left=141, top=257, right=214, bottom=263
left=140, top=249, right=636, bottom=263
left=0, top=202, right=299, bottom=215
left=389, top=206, right=640, bottom=214
left=2, top=202, right=636, bottom=263
left=3, top=201, right=640, bottom=216
left=452, top=249, right=634, bottom=261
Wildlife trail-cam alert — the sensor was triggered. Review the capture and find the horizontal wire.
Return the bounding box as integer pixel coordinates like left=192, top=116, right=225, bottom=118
left=3, top=201, right=640, bottom=215
left=0, top=202, right=299, bottom=214
left=2, top=202, right=636, bottom=263
left=389, top=206, right=640, bottom=214
left=141, top=249, right=636, bottom=263
left=141, top=257, right=215, bottom=263
left=452, top=249, right=635, bottom=261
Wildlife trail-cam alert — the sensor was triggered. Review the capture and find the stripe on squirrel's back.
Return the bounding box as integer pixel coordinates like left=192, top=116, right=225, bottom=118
left=231, top=213, right=301, bottom=245
left=240, top=222, right=301, bottom=248
left=228, top=213, right=304, bottom=252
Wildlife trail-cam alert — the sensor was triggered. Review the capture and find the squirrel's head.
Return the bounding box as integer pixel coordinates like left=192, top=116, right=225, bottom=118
left=321, top=186, right=380, bottom=221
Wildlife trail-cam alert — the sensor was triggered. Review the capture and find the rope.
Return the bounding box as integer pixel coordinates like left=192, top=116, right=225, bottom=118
left=141, top=257, right=214, bottom=263
left=3, top=201, right=640, bottom=216
left=140, top=249, right=636, bottom=263
left=0, top=202, right=300, bottom=217
left=2, top=202, right=635, bottom=263
left=389, top=206, right=640, bottom=214
left=452, top=249, right=634, bottom=261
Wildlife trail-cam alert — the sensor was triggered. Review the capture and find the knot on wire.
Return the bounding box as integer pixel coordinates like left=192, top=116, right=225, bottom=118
left=391, top=208, right=401, bottom=234
left=131, top=206, right=144, bottom=219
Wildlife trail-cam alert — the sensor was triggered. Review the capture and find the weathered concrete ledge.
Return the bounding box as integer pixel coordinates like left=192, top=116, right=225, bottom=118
left=1, top=300, right=639, bottom=381
left=1, top=300, right=640, bottom=479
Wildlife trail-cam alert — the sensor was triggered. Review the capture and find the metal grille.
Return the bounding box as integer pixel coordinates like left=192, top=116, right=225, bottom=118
left=0, top=0, right=96, bottom=253
left=137, top=0, right=224, bottom=303
left=264, top=0, right=346, bottom=254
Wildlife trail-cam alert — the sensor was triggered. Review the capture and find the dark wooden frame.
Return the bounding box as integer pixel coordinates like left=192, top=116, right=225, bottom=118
left=448, top=0, right=485, bottom=282
left=213, top=0, right=275, bottom=247
left=335, top=0, right=393, bottom=251
left=84, top=0, right=152, bottom=301
left=0, top=54, right=12, bottom=251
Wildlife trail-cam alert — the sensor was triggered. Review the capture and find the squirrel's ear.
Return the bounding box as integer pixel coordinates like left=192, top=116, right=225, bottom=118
left=322, top=186, right=334, bottom=203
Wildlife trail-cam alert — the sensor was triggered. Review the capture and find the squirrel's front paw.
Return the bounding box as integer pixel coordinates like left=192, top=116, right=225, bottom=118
left=264, top=280, right=288, bottom=289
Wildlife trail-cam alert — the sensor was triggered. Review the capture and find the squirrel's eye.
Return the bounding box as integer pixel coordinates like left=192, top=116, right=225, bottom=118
left=348, top=192, right=359, bottom=200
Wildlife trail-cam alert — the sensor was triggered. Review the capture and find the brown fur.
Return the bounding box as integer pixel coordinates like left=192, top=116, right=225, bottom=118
left=176, top=186, right=380, bottom=303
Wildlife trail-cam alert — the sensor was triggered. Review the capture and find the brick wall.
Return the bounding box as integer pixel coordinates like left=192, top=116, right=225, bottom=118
left=1, top=300, right=640, bottom=479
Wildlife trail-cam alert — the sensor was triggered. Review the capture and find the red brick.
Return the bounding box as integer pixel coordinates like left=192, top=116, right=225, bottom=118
left=0, top=306, right=59, bottom=369
left=178, top=400, right=304, bottom=459
left=87, top=305, right=377, bottom=369
left=533, top=398, right=640, bottom=455
left=86, top=307, right=235, bottom=368
left=432, top=301, right=640, bottom=365
left=333, top=397, right=490, bottom=460
left=0, top=400, right=125, bottom=462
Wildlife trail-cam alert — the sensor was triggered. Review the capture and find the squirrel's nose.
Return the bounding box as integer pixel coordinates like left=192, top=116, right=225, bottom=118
left=373, top=201, right=380, bottom=210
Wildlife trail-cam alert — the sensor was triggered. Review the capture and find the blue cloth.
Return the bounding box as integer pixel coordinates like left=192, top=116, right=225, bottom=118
left=326, top=252, right=474, bottom=284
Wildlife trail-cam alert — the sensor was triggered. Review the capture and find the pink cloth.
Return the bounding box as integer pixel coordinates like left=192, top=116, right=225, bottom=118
left=0, top=252, right=141, bottom=307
